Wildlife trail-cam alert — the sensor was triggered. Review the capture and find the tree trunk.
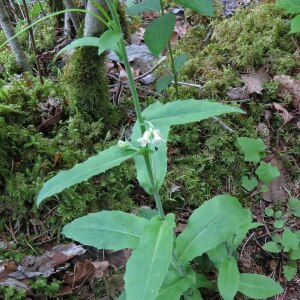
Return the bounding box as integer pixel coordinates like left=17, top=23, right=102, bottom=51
left=0, top=1, right=30, bottom=71
left=63, top=0, right=80, bottom=32
left=63, top=0, right=120, bottom=124
left=84, top=0, right=107, bottom=37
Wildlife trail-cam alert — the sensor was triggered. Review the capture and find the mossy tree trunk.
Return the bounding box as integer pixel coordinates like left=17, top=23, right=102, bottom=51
left=0, top=1, right=30, bottom=71
left=64, top=0, right=120, bottom=123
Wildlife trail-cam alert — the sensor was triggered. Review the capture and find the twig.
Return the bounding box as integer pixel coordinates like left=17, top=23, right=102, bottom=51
left=260, top=200, right=272, bottom=238
left=203, top=27, right=214, bottom=45
left=171, top=81, right=203, bottom=89
left=211, top=116, right=234, bottom=133
left=240, top=231, right=255, bottom=257
left=23, top=234, right=39, bottom=255
left=133, top=57, right=166, bottom=81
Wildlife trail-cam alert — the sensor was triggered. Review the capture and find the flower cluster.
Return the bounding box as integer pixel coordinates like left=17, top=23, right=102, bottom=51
left=137, top=128, right=165, bottom=147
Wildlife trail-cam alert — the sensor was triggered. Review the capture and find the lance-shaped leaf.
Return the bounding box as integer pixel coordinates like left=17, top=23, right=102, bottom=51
left=174, top=0, right=214, bottom=16
left=176, top=195, right=250, bottom=265
left=126, top=0, right=161, bottom=15
left=56, top=30, right=122, bottom=58
left=62, top=211, right=149, bottom=250
left=37, top=146, right=137, bottom=206
left=125, top=214, right=175, bottom=300
left=131, top=102, right=170, bottom=195
left=277, top=0, right=300, bottom=13
left=239, top=273, right=283, bottom=299
left=143, top=100, right=243, bottom=126
left=218, top=257, right=240, bottom=300
left=156, top=265, right=196, bottom=300
left=144, top=13, right=176, bottom=57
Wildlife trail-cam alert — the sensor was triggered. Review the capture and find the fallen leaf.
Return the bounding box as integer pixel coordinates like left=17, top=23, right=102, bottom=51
left=273, top=102, right=294, bottom=125
left=274, top=75, right=300, bottom=109
left=105, top=249, right=131, bottom=268
left=241, top=69, right=269, bottom=95
left=261, top=158, right=288, bottom=203
left=227, top=86, right=250, bottom=100
left=91, top=261, right=109, bottom=279
left=63, top=260, right=94, bottom=284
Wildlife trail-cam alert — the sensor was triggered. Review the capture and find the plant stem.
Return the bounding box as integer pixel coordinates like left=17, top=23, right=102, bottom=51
left=106, top=0, right=166, bottom=218
left=107, top=0, right=186, bottom=277
left=22, top=0, right=44, bottom=84
left=159, top=0, right=179, bottom=98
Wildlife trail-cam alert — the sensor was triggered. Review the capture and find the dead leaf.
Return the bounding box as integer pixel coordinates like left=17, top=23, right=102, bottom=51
left=63, top=260, right=94, bottom=284
left=274, top=75, right=300, bottom=109
left=105, top=249, right=131, bottom=268
left=261, top=158, right=288, bottom=203
left=227, top=86, right=250, bottom=100
left=0, top=278, right=31, bottom=291
left=273, top=102, right=294, bottom=125
left=91, top=261, right=109, bottom=279
left=241, top=69, right=269, bottom=95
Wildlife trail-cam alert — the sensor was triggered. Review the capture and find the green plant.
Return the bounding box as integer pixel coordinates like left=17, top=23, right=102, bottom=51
left=5, top=1, right=284, bottom=299
left=127, top=0, right=213, bottom=96
left=263, top=199, right=300, bottom=281
left=235, top=137, right=280, bottom=193
left=277, top=0, right=300, bottom=33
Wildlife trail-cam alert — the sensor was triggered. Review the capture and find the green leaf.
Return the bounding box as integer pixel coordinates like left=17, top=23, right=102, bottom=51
left=275, top=210, right=283, bottom=219
left=157, top=265, right=195, bottom=300
left=37, top=146, right=137, bottom=206
left=262, top=241, right=282, bottom=253
left=157, top=277, right=191, bottom=300
left=174, top=0, right=214, bottom=16
left=184, top=289, right=204, bottom=300
left=289, top=248, right=300, bottom=259
left=218, top=257, right=240, bottom=300
left=136, top=208, right=159, bottom=220
left=144, top=13, right=176, bottom=57
left=290, top=14, right=300, bottom=33
left=239, top=273, right=283, bottom=299
left=125, top=214, right=175, bottom=300
left=280, top=228, right=300, bottom=252
left=56, top=31, right=122, bottom=58
left=277, top=0, right=300, bottom=13
left=131, top=102, right=170, bottom=195
left=235, top=137, right=266, bottom=163
left=176, top=195, right=251, bottom=265
left=283, top=260, right=297, bottom=281
left=118, top=292, right=126, bottom=300
left=195, top=274, right=216, bottom=290
left=264, top=207, right=274, bottom=217
left=242, top=176, right=258, bottom=191
left=274, top=219, right=286, bottom=229
left=143, top=100, right=243, bottom=127
left=62, top=211, right=148, bottom=250
left=255, top=161, right=280, bottom=183
left=126, top=0, right=160, bottom=15
left=174, top=53, right=188, bottom=72
left=288, top=197, right=300, bottom=217
left=156, top=75, right=174, bottom=93
left=96, top=30, right=123, bottom=56
left=56, top=37, right=101, bottom=57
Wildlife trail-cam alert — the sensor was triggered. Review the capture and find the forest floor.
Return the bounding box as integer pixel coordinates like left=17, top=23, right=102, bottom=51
left=0, top=0, right=300, bottom=299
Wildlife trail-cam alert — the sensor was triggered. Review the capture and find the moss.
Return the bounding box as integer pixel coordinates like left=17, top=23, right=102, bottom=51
left=175, top=2, right=300, bottom=101
left=63, top=45, right=121, bottom=124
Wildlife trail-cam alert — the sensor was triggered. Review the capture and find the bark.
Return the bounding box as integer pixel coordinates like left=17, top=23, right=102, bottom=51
left=0, top=1, right=30, bottom=71
left=63, top=0, right=80, bottom=32
left=63, top=0, right=121, bottom=123
left=84, top=0, right=107, bottom=37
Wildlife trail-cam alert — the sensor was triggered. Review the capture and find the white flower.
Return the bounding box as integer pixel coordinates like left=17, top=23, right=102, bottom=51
left=152, top=129, right=165, bottom=144
left=137, top=130, right=152, bottom=147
